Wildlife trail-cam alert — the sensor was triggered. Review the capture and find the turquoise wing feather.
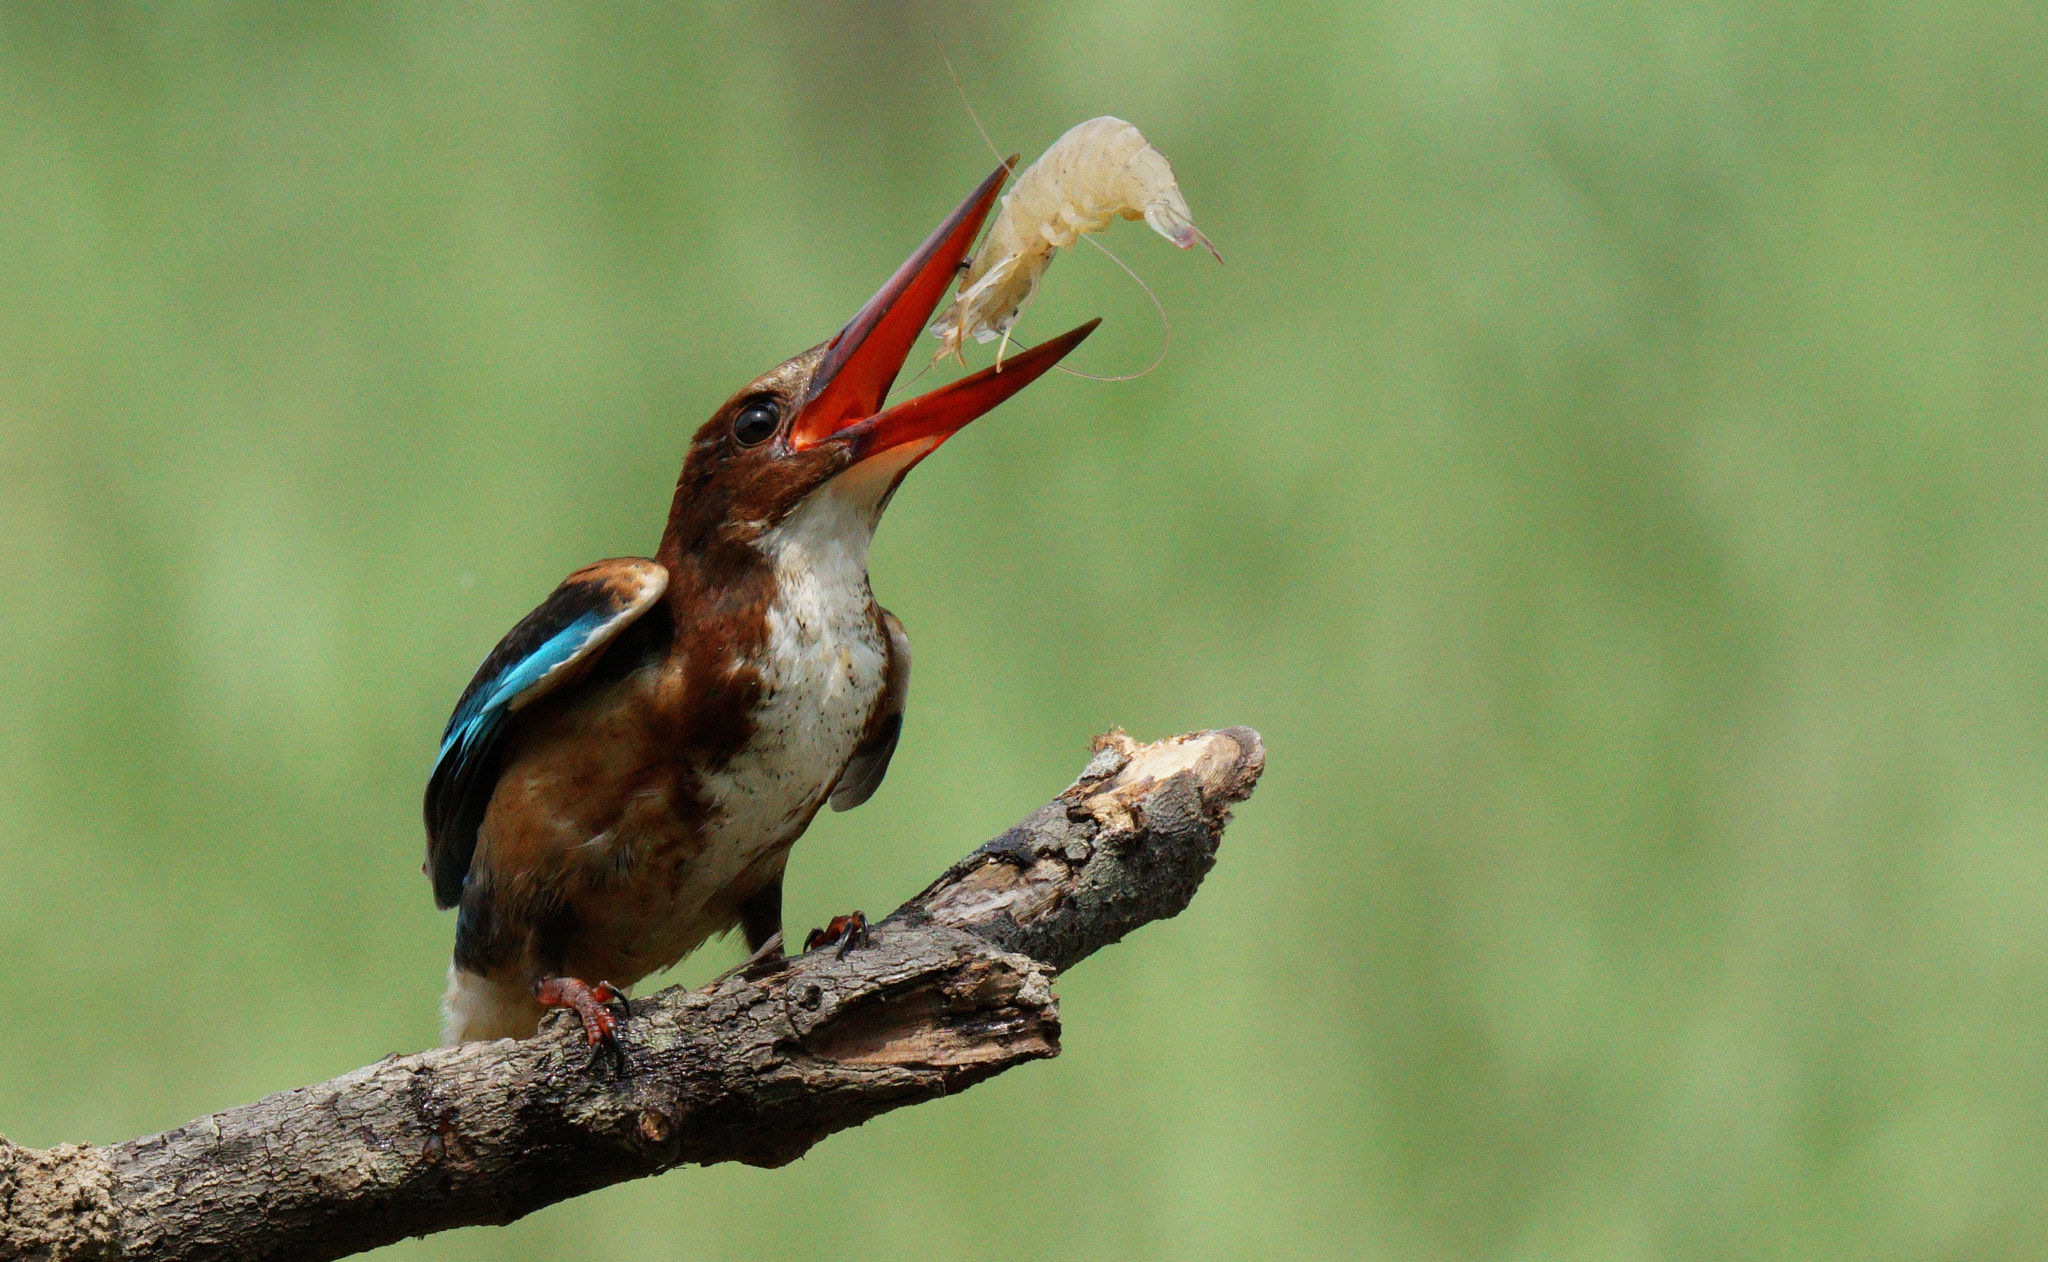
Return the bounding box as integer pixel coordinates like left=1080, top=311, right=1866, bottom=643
left=423, top=558, right=668, bottom=909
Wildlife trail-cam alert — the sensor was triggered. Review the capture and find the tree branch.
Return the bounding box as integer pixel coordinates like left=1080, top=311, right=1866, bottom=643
left=1, top=727, right=1264, bottom=1262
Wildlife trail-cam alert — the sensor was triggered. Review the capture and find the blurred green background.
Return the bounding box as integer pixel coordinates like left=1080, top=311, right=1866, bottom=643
left=3, top=1, right=2046, bottom=1258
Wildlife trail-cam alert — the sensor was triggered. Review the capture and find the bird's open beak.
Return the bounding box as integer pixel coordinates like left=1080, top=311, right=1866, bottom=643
left=789, top=160, right=1099, bottom=462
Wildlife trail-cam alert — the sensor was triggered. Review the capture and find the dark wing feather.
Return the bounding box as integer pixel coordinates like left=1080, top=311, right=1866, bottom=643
left=423, top=557, right=668, bottom=908
left=830, top=607, right=911, bottom=812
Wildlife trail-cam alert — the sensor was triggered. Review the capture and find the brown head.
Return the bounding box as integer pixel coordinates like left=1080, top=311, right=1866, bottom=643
left=657, top=162, right=1098, bottom=572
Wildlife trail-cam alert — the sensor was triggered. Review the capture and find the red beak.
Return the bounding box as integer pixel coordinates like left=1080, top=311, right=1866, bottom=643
left=789, top=161, right=1100, bottom=458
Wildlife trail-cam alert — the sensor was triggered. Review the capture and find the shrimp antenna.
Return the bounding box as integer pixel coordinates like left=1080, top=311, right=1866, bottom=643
left=1057, top=235, right=1172, bottom=382
left=937, top=39, right=1007, bottom=167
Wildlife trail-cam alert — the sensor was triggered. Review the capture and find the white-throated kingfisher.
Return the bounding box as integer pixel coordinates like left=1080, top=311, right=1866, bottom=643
left=424, top=162, right=1097, bottom=1049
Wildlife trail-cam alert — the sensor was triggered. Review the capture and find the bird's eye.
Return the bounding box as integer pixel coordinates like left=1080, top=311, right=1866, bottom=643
left=732, top=402, right=779, bottom=447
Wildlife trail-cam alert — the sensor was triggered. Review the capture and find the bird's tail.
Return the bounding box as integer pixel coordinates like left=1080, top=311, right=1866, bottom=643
left=441, top=965, right=543, bottom=1045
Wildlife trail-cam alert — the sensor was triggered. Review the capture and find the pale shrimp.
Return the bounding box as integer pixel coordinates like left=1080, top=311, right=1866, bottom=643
left=929, top=116, right=1220, bottom=366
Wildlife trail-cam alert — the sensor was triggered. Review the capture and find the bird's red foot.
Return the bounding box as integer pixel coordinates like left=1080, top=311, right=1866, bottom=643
left=803, top=912, right=871, bottom=958
left=533, top=976, right=629, bottom=1055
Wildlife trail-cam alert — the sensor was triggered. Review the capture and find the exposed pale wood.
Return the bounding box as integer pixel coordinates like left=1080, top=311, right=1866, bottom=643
left=0, top=727, right=1262, bottom=1262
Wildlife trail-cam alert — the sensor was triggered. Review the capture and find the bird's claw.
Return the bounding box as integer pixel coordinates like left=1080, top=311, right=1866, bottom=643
left=585, top=1034, right=627, bottom=1074
left=534, top=976, right=630, bottom=1070
left=803, top=911, right=871, bottom=958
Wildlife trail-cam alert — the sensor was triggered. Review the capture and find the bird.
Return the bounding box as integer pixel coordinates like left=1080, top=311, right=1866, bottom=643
left=424, top=161, right=1098, bottom=1049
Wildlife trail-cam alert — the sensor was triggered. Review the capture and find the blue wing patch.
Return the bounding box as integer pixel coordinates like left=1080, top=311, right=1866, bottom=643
left=423, top=558, right=667, bottom=909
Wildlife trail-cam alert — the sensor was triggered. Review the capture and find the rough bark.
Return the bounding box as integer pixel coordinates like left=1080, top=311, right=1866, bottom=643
left=1, top=727, right=1263, bottom=1262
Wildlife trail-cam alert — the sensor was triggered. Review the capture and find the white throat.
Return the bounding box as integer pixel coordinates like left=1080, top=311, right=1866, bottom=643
left=686, top=441, right=933, bottom=885
left=756, top=437, right=934, bottom=579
